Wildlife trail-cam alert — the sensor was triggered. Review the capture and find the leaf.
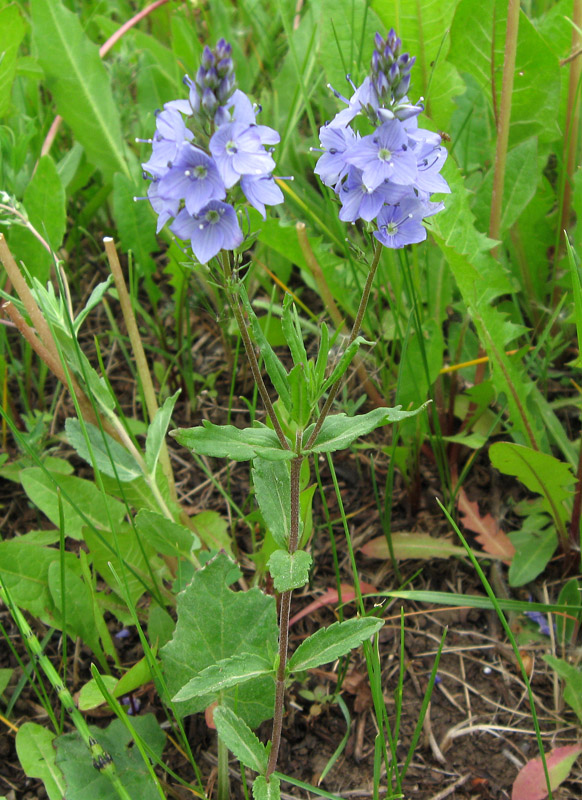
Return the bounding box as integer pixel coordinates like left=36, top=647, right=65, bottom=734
left=511, top=744, right=582, bottom=800
left=78, top=655, right=156, bottom=710
left=172, top=654, right=273, bottom=702
left=161, top=552, right=278, bottom=728
left=253, top=775, right=281, bottom=800
left=555, top=578, right=582, bottom=646
left=361, top=532, right=468, bottom=560
left=112, top=173, right=158, bottom=289
left=54, top=715, right=165, bottom=800
left=145, top=390, right=180, bottom=475
left=287, top=617, right=384, bottom=674
left=508, top=523, right=557, bottom=587
left=0, top=4, right=26, bottom=117
left=490, top=442, right=575, bottom=528
left=457, top=487, right=515, bottom=563
left=135, top=509, right=200, bottom=559
left=304, top=405, right=428, bottom=454
left=268, top=550, right=312, bottom=592
left=321, top=336, right=372, bottom=394
left=48, top=561, right=105, bottom=664
left=253, top=459, right=291, bottom=549
left=214, top=706, right=269, bottom=775
left=8, top=156, right=66, bottom=282
left=543, top=656, right=582, bottom=725
left=78, top=675, right=118, bottom=711
left=16, top=723, right=66, bottom=800
left=191, top=510, right=233, bottom=555
left=65, top=419, right=142, bottom=483
left=30, top=0, right=132, bottom=180
left=20, top=468, right=126, bottom=540
left=171, top=421, right=294, bottom=462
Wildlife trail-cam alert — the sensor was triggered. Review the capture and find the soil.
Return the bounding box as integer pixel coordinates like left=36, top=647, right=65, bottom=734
left=1, top=273, right=582, bottom=800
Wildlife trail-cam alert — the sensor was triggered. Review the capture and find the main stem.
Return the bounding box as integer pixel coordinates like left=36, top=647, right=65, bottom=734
left=266, top=432, right=303, bottom=780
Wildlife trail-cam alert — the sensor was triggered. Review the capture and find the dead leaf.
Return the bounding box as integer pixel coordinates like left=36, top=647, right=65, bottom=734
left=457, top=487, right=515, bottom=564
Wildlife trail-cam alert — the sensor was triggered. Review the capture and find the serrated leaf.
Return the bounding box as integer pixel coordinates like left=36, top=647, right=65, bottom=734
left=304, top=405, right=428, bottom=454
left=511, top=744, right=582, bottom=800
left=287, top=617, right=384, bottom=673
left=173, top=654, right=273, bottom=701
left=253, top=775, right=281, bottom=800
left=268, top=550, right=312, bottom=592
left=161, top=553, right=278, bottom=727
left=54, top=715, right=165, bottom=800
left=490, top=442, right=575, bottom=528
left=65, top=419, right=142, bottom=482
left=213, top=706, right=269, bottom=774
left=252, top=459, right=291, bottom=549
left=145, top=390, right=180, bottom=474
left=30, top=0, right=132, bottom=180
left=135, top=509, right=200, bottom=559
left=171, top=421, right=293, bottom=462
left=16, top=723, right=66, bottom=800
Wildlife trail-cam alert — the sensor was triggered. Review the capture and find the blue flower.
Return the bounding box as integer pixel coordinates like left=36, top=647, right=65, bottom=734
left=210, top=122, right=277, bottom=188
left=170, top=201, right=243, bottom=264
left=327, top=77, right=379, bottom=128
left=158, top=143, right=226, bottom=214
left=338, top=167, right=406, bottom=222
left=240, top=174, right=284, bottom=219
left=314, top=124, right=356, bottom=189
left=373, top=197, right=428, bottom=248
left=146, top=180, right=180, bottom=233
left=141, top=106, right=193, bottom=179
left=345, top=119, right=417, bottom=190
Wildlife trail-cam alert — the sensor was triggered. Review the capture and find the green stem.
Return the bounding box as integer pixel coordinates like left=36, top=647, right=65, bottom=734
left=217, top=732, right=230, bottom=800
left=0, top=583, right=131, bottom=800
left=305, top=242, right=383, bottom=450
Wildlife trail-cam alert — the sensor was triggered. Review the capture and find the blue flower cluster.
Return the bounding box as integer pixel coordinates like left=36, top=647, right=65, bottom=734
left=141, top=39, right=283, bottom=264
left=314, top=30, right=449, bottom=249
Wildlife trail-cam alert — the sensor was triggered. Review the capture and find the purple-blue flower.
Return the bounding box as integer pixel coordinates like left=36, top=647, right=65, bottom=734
left=328, top=76, right=379, bottom=128
left=314, top=124, right=356, bottom=188
left=345, top=119, right=417, bottom=190
left=170, top=201, right=243, bottom=264
left=338, top=167, right=406, bottom=222
left=141, top=106, right=193, bottom=179
left=210, top=122, right=277, bottom=188
left=158, top=143, right=226, bottom=215
left=146, top=180, right=179, bottom=233
left=373, top=198, right=428, bottom=248
left=240, top=174, right=284, bottom=219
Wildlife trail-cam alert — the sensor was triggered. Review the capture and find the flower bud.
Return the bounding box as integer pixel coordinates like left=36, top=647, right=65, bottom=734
left=394, top=72, right=410, bottom=100
left=201, top=46, right=214, bottom=70
left=215, top=38, right=232, bottom=61
left=201, top=87, right=218, bottom=115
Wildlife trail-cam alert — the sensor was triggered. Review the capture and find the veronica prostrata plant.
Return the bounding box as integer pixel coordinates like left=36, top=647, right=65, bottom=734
left=140, top=32, right=445, bottom=800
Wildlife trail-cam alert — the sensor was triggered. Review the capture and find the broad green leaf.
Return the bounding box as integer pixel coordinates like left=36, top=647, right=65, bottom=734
left=16, top=723, right=66, bottom=800
left=252, top=459, right=291, bottom=549
left=20, top=468, right=126, bottom=540
left=191, top=510, right=233, bottom=555
left=268, top=550, right=312, bottom=592
left=253, top=775, right=281, bottom=800
left=30, top=0, right=132, bottom=180
left=8, top=156, right=66, bottom=283
left=172, top=421, right=294, bottom=462
left=173, top=654, right=273, bottom=702
left=48, top=561, right=105, bottom=664
left=145, top=390, right=180, bottom=475
left=490, top=442, right=575, bottom=527
left=148, top=603, right=175, bottom=649
left=543, top=656, right=582, bottom=725
left=112, top=174, right=159, bottom=294
left=161, top=553, right=278, bottom=728
left=508, top=522, right=557, bottom=587
left=78, top=655, right=155, bottom=710
left=304, top=405, right=428, bottom=454
left=287, top=617, right=384, bottom=674
left=78, top=675, right=118, bottom=711
left=512, top=744, right=582, bottom=800
left=54, top=715, right=165, bottom=800
left=135, top=509, right=200, bottom=559
left=361, top=532, right=469, bottom=560
left=0, top=4, right=26, bottom=117
left=214, top=707, right=268, bottom=775
left=65, top=419, right=142, bottom=483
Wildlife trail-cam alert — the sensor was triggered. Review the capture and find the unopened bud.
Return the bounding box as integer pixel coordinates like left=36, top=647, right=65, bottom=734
left=201, top=87, right=218, bottom=115
left=394, top=72, right=410, bottom=100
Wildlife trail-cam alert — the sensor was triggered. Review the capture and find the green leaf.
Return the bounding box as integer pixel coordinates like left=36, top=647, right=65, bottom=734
left=191, top=510, right=233, bottom=555
left=489, top=442, right=575, bottom=528
left=65, top=419, right=142, bottom=482
left=173, top=653, right=273, bottom=702
left=361, top=532, right=469, bottom=561
left=54, top=715, right=165, bottom=800
left=268, top=550, right=312, bottom=592
left=16, top=723, right=66, bottom=800
left=20, top=468, right=126, bottom=540
left=30, top=0, right=132, bottom=180
left=171, top=421, right=294, bottom=462
left=135, top=509, right=200, bottom=559
left=304, top=405, right=428, bottom=454
left=287, top=617, right=384, bottom=674
left=8, top=156, right=66, bottom=282
left=78, top=675, right=118, bottom=711
left=508, top=522, right=557, bottom=587
left=0, top=4, right=26, bottom=117
left=556, top=578, right=582, bottom=646
left=145, top=390, right=180, bottom=474
left=321, top=336, right=371, bottom=394
left=252, top=459, right=291, bottom=549
left=48, top=561, right=105, bottom=664
left=288, top=363, right=311, bottom=427
left=214, top=706, right=269, bottom=774
left=253, top=775, right=281, bottom=800
left=161, top=553, right=278, bottom=728
left=0, top=668, right=13, bottom=696
left=543, top=656, right=582, bottom=725
left=78, top=655, right=156, bottom=710
left=281, top=293, right=308, bottom=369
left=112, top=173, right=158, bottom=288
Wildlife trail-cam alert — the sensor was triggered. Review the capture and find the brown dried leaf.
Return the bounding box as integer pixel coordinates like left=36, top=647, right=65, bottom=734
left=457, top=487, right=515, bottom=563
